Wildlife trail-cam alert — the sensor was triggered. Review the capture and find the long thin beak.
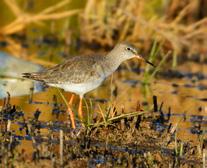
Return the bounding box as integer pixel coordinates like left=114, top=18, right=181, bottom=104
left=145, top=59, right=155, bottom=67
left=136, top=55, right=155, bottom=67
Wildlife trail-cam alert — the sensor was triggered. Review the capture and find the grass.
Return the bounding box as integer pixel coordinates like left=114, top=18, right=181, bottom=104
left=172, top=50, right=178, bottom=69
left=0, top=86, right=205, bottom=167
left=55, top=84, right=147, bottom=130
left=0, top=0, right=206, bottom=68
left=140, top=40, right=171, bottom=110
left=143, top=40, right=160, bottom=84
left=84, top=98, right=95, bottom=128
left=56, top=87, right=69, bottom=108
left=92, top=110, right=147, bottom=128
left=147, top=40, right=172, bottom=79
left=0, top=1, right=206, bottom=166
left=81, top=0, right=207, bottom=58
left=1, top=0, right=81, bottom=35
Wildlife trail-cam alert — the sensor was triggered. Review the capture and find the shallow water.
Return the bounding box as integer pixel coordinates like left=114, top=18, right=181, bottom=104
left=1, top=60, right=207, bottom=147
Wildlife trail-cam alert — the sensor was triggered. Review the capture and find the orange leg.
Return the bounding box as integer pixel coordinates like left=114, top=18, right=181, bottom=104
left=78, top=96, right=83, bottom=120
left=67, top=94, right=75, bottom=128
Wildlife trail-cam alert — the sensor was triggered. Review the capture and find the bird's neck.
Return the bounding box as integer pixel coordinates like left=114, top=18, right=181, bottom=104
left=102, top=51, right=125, bottom=74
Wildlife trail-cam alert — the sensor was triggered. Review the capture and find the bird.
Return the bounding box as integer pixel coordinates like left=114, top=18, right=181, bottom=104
left=22, top=42, right=154, bottom=129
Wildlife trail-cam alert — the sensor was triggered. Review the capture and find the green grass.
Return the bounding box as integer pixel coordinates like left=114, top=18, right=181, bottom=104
left=172, top=50, right=178, bottom=68
left=141, top=40, right=171, bottom=110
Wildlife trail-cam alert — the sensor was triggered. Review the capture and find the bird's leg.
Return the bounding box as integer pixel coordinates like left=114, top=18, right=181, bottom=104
left=78, top=96, right=83, bottom=120
left=67, top=94, right=75, bottom=128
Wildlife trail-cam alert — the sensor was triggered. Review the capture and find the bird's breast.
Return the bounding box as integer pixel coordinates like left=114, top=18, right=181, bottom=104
left=48, top=79, right=104, bottom=96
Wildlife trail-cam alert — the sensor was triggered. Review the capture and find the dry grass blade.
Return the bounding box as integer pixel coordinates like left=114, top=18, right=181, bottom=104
left=124, top=9, right=206, bottom=53
left=33, top=10, right=81, bottom=21
left=40, top=0, right=71, bottom=14
left=4, top=37, right=23, bottom=56
left=187, top=18, right=207, bottom=31
left=4, top=0, right=22, bottom=16
left=184, top=28, right=207, bottom=39
left=81, top=0, right=207, bottom=56
left=1, top=0, right=81, bottom=35
left=1, top=17, right=27, bottom=35
left=59, top=130, right=63, bottom=166
left=97, top=104, right=107, bottom=126
left=92, top=111, right=147, bottom=127
left=107, top=111, right=146, bottom=122
left=171, top=2, right=193, bottom=25
left=1, top=9, right=80, bottom=35
left=84, top=0, right=95, bottom=17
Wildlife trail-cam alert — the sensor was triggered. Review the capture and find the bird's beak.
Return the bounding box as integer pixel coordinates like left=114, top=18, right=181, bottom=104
left=135, top=54, right=155, bottom=67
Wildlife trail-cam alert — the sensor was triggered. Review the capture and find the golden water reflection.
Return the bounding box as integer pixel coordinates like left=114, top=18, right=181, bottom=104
left=1, top=61, right=207, bottom=154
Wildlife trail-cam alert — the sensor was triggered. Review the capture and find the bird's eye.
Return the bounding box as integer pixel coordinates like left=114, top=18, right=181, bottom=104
left=126, top=47, right=131, bottom=51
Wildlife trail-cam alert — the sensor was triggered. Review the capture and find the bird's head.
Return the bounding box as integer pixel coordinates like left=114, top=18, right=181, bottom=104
left=112, top=42, right=155, bottom=67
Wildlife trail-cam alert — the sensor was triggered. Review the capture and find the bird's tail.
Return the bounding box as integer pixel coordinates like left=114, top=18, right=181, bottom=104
left=22, top=72, right=44, bottom=82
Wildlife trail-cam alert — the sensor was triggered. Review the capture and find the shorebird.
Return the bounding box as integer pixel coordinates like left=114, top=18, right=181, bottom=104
left=23, top=42, right=154, bottom=128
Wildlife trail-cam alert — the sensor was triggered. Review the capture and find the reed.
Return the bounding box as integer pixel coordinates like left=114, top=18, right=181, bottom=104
left=81, top=0, right=207, bottom=59
left=1, top=0, right=206, bottom=67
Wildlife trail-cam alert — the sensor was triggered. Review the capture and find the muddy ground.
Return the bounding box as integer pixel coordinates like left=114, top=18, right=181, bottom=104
left=0, top=93, right=205, bottom=167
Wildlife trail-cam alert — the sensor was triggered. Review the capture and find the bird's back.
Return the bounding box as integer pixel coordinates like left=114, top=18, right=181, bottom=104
left=23, top=55, right=106, bottom=84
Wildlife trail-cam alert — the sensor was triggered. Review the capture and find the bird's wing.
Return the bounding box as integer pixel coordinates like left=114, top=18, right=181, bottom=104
left=23, top=55, right=104, bottom=84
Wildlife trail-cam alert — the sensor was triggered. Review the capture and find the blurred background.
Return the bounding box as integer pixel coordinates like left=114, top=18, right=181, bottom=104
left=0, top=0, right=207, bottom=140
left=0, top=1, right=207, bottom=166
left=0, top=0, right=207, bottom=95
left=0, top=0, right=207, bottom=63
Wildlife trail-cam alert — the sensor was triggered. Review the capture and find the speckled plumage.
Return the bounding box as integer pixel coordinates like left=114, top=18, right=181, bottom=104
left=22, top=42, right=155, bottom=128
left=24, top=55, right=105, bottom=84
left=22, top=42, right=145, bottom=96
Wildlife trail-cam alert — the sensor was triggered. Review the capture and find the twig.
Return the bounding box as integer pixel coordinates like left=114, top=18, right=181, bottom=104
left=60, top=129, right=63, bottom=166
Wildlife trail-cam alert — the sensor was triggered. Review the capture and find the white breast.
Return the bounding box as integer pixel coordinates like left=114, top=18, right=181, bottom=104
left=48, top=79, right=103, bottom=97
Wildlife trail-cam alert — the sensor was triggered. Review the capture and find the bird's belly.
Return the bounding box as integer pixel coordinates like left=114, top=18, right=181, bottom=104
left=48, top=80, right=103, bottom=96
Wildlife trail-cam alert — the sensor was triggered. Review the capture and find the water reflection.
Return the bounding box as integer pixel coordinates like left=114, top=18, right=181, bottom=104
left=0, top=60, right=207, bottom=153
